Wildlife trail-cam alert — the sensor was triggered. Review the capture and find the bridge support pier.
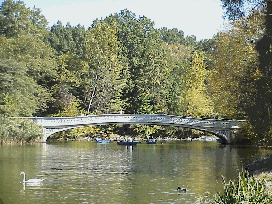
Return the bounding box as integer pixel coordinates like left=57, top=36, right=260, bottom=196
left=34, top=129, right=49, bottom=143
left=226, top=130, right=232, bottom=144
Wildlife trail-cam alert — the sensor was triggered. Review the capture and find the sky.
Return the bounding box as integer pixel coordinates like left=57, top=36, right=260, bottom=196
left=2, top=0, right=227, bottom=41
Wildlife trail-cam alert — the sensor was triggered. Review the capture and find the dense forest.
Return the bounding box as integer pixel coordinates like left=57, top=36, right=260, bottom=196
left=0, top=0, right=270, bottom=145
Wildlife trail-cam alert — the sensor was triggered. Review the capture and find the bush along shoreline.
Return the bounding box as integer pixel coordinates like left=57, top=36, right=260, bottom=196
left=199, top=170, right=272, bottom=203
left=0, top=117, right=43, bottom=144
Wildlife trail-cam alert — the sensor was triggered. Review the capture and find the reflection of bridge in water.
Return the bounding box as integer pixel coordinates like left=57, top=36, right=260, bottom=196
left=30, top=114, right=244, bottom=144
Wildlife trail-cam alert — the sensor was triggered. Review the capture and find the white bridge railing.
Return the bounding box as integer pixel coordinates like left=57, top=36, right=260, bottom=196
left=29, top=114, right=244, bottom=143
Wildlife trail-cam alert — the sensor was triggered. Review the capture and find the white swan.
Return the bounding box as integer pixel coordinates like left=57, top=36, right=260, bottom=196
left=20, top=171, right=43, bottom=183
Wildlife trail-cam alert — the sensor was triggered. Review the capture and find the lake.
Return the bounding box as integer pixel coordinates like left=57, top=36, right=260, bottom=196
left=0, top=140, right=270, bottom=204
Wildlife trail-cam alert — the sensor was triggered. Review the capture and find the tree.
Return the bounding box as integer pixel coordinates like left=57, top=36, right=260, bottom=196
left=83, top=20, right=125, bottom=114
left=48, top=20, right=125, bottom=115
left=1, top=34, right=57, bottom=83
left=221, top=0, right=272, bottom=142
left=0, top=0, right=48, bottom=38
left=183, top=51, right=213, bottom=117
left=208, top=10, right=263, bottom=118
left=48, top=22, right=87, bottom=56
left=47, top=23, right=89, bottom=114
left=159, top=27, right=185, bottom=45
left=107, top=10, right=172, bottom=114
left=0, top=59, right=49, bottom=116
left=158, top=27, right=197, bottom=47
left=221, top=0, right=264, bottom=20
left=0, top=34, right=57, bottom=116
left=166, top=43, right=193, bottom=115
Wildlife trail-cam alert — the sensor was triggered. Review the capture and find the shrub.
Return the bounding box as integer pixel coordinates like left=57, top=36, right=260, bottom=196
left=0, top=116, right=43, bottom=143
left=199, top=170, right=272, bottom=203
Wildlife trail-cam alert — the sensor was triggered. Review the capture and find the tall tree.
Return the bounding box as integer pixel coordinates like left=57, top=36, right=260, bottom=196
left=47, top=22, right=89, bottom=114
left=0, top=0, right=48, bottom=38
left=0, top=1, right=56, bottom=116
left=183, top=51, right=213, bottom=117
left=221, top=0, right=272, bottom=142
left=48, top=20, right=125, bottom=114
left=221, top=0, right=264, bottom=20
left=0, top=59, right=49, bottom=116
left=166, top=43, right=193, bottom=115
left=48, top=22, right=87, bottom=56
left=84, top=20, right=125, bottom=114
left=0, top=34, right=57, bottom=92
left=159, top=27, right=185, bottom=45
left=208, top=10, right=263, bottom=118
left=107, top=10, right=172, bottom=114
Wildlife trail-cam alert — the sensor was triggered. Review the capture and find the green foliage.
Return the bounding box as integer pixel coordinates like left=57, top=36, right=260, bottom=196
left=0, top=0, right=48, bottom=38
left=1, top=1, right=271, bottom=143
left=52, top=98, right=81, bottom=117
left=214, top=171, right=271, bottom=203
left=48, top=22, right=87, bottom=56
left=207, top=10, right=263, bottom=119
left=220, top=0, right=264, bottom=20
left=220, top=0, right=272, bottom=143
left=183, top=51, right=213, bottom=117
left=132, top=124, right=162, bottom=137
left=48, top=19, right=125, bottom=115
left=0, top=117, right=43, bottom=143
left=0, top=59, right=49, bottom=116
left=67, top=126, right=101, bottom=139
left=159, top=27, right=185, bottom=45
left=0, top=34, right=58, bottom=87
left=199, top=170, right=272, bottom=203
left=108, top=10, right=172, bottom=114
left=245, top=5, right=272, bottom=141
left=84, top=19, right=125, bottom=114
left=166, top=44, right=192, bottom=115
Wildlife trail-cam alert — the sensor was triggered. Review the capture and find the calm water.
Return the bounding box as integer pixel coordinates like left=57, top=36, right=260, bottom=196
left=0, top=140, right=270, bottom=204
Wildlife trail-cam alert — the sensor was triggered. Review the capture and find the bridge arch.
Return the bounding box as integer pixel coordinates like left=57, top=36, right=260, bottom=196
left=42, top=122, right=230, bottom=144
left=32, top=114, right=243, bottom=144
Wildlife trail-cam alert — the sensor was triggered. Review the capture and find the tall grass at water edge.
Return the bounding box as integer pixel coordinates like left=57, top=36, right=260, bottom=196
left=199, top=170, right=272, bottom=203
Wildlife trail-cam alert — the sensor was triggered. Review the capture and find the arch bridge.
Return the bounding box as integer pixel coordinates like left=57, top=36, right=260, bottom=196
left=31, top=114, right=244, bottom=144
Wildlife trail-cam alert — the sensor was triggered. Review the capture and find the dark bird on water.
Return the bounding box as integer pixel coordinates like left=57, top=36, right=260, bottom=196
left=177, top=187, right=186, bottom=192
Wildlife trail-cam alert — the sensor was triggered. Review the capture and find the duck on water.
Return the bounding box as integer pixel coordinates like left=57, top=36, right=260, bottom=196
left=177, top=187, right=186, bottom=192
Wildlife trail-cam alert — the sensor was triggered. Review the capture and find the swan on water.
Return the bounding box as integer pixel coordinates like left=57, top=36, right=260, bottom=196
left=20, top=171, right=43, bottom=183
left=177, top=187, right=186, bottom=192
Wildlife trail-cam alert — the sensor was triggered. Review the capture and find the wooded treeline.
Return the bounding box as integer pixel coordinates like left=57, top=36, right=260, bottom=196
left=0, top=0, right=269, bottom=144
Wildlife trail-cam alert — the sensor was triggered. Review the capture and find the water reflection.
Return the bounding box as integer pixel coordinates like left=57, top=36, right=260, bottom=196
left=21, top=181, right=43, bottom=192
left=0, top=141, right=272, bottom=203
